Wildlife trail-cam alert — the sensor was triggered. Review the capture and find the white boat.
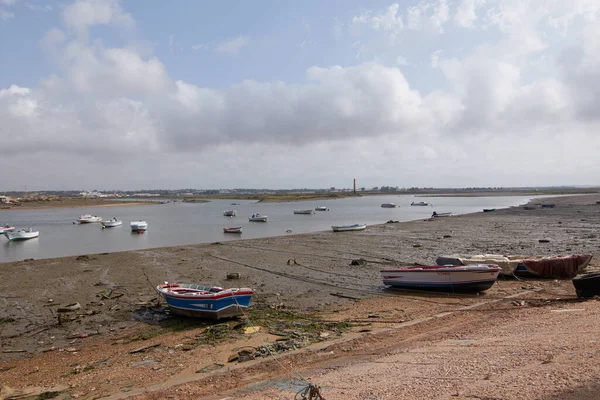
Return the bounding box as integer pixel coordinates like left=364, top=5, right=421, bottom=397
left=381, top=203, right=397, bottom=208
left=130, top=220, right=148, bottom=232
left=331, top=223, right=367, bottom=232
left=381, top=264, right=501, bottom=292
left=223, top=227, right=242, bottom=234
left=4, top=228, right=39, bottom=241
left=223, top=210, right=236, bottom=217
left=431, top=211, right=452, bottom=218
left=77, top=215, right=102, bottom=223
left=294, top=209, right=315, bottom=215
left=0, top=224, right=15, bottom=234
left=249, top=213, right=268, bottom=222
left=315, top=206, right=330, bottom=211
left=101, top=218, right=122, bottom=228
left=411, top=201, right=429, bottom=206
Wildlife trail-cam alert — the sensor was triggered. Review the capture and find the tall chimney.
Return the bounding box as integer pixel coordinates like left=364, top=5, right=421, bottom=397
left=353, top=178, right=356, bottom=194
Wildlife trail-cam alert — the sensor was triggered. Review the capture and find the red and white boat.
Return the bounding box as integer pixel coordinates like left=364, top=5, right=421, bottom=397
left=381, top=264, right=501, bottom=292
left=223, top=227, right=242, bottom=234
left=0, top=224, right=15, bottom=234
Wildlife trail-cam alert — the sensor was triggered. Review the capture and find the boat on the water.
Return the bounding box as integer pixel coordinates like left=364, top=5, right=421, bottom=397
left=77, top=215, right=102, bottom=223
left=572, top=273, right=600, bottom=298
left=381, top=203, right=397, bottom=208
left=435, top=254, right=592, bottom=279
left=101, top=218, right=122, bottom=228
left=156, top=282, right=255, bottom=320
left=411, top=201, right=429, bottom=206
left=130, top=220, right=148, bottom=232
left=315, top=206, right=329, bottom=211
left=483, top=208, right=496, bottom=212
left=223, top=227, right=242, bottom=234
left=431, top=211, right=452, bottom=218
left=249, top=213, right=268, bottom=222
left=294, top=209, right=314, bottom=215
left=223, top=210, right=236, bottom=217
left=331, top=223, right=367, bottom=232
left=0, top=224, right=15, bottom=234
left=4, top=228, right=39, bottom=241
left=381, top=264, right=501, bottom=292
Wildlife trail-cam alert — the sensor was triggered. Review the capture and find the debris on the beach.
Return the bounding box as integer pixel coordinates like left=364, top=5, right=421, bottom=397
left=0, top=384, right=69, bottom=400
left=129, top=343, right=160, bottom=354
left=287, top=259, right=299, bottom=265
left=57, top=303, right=81, bottom=313
left=196, top=363, right=224, bottom=374
left=350, top=258, right=366, bottom=266
left=443, top=234, right=452, bottom=238
left=539, top=239, right=550, bottom=243
left=2, top=349, right=27, bottom=354
left=76, top=255, right=92, bottom=261
left=244, top=326, right=261, bottom=334
left=330, top=292, right=360, bottom=300
left=386, top=220, right=399, bottom=223
left=512, top=300, right=526, bottom=307
left=227, top=272, right=241, bottom=279
left=412, top=244, right=422, bottom=248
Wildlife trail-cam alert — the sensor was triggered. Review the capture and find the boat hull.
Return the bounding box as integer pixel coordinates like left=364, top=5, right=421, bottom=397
left=77, top=215, right=102, bottom=223
left=249, top=216, right=268, bottom=222
left=381, top=265, right=500, bottom=293
left=0, top=226, right=15, bottom=234
left=315, top=207, right=329, bottom=211
left=294, top=210, right=314, bottom=215
left=332, top=224, right=367, bottom=232
left=130, top=221, right=148, bottom=232
left=101, top=220, right=122, bottom=228
left=381, top=204, right=396, bottom=208
left=411, top=202, right=429, bottom=206
left=573, top=273, right=600, bottom=298
left=223, top=227, right=242, bottom=234
left=4, top=231, right=39, bottom=241
left=223, top=210, right=236, bottom=217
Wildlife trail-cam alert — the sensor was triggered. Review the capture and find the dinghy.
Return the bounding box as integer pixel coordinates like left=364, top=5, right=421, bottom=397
left=331, top=224, right=367, bottom=232
left=294, top=209, right=314, bottom=215
left=249, top=213, right=268, bottom=222
left=101, top=218, right=122, bottom=228
left=4, top=228, right=39, bottom=241
left=77, top=215, right=102, bottom=223
left=0, top=224, right=15, bottom=234
left=381, top=203, right=397, bottom=208
left=223, top=227, right=242, bottom=234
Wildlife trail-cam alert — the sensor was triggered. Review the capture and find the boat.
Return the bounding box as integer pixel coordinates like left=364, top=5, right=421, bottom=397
left=541, top=204, right=556, bottom=208
left=294, top=209, right=314, bottom=215
left=381, top=264, right=501, bottom=292
left=101, top=218, right=122, bottom=228
left=4, top=228, right=39, bottom=241
left=431, top=211, right=452, bottom=218
left=523, top=205, right=537, bottom=210
left=315, top=206, right=330, bottom=211
left=77, top=215, right=102, bottom=223
left=156, top=282, right=255, bottom=320
left=223, top=210, right=236, bottom=217
left=572, top=273, right=600, bottom=298
left=435, top=254, right=592, bottom=279
left=483, top=208, right=496, bottom=212
left=331, top=223, right=367, bottom=232
left=411, top=201, right=429, bottom=206
left=223, top=227, right=242, bottom=234
left=381, top=203, right=397, bottom=208
left=130, top=220, right=148, bottom=232
left=0, top=224, right=15, bottom=234
left=249, top=213, right=268, bottom=222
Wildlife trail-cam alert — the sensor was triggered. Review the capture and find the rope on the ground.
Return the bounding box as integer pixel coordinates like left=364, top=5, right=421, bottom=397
left=295, top=382, right=326, bottom=400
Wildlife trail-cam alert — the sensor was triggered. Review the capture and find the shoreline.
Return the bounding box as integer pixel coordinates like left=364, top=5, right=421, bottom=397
left=0, top=201, right=158, bottom=211
left=1, top=194, right=600, bottom=398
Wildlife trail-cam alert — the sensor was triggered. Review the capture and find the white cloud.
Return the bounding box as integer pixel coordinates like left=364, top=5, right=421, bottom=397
left=215, top=36, right=248, bottom=55
left=454, top=0, right=485, bottom=28
left=62, top=0, right=134, bottom=37
left=191, top=43, right=207, bottom=50
left=27, top=4, right=52, bottom=12
left=0, top=8, right=14, bottom=19
left=396, top=55, right=410, bottom=66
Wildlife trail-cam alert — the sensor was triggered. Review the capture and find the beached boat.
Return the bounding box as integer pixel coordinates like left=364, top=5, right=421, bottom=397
left=381, top=264, right=501, bottom=292
left=77, top=215, right=102, bottom=223
left=572, top=273, right=600, bottom=298
left=223, top=210, right=236, bottom=217
left=523, top=205, right=537, bottom=210
left=381, top=203, right=397, bottom=208
left=4, top=228, right=39, bottom=241
left=101, top=218, right=122, bottom=228
left=411, top=201, right=429, bottom=206
left=294, top=209, right=315, bottom=215
left=431, top=211, right=452, bottom=218
left=541, top=204, right=556, bottom=208
left=0, top=224, right=15, bottom=234
left=483, top=208, right=496, bottom=212
left=223, top=227, right=242, bottom=234
left=130, top=220, right=148, bottom=232
left=331, top=223, right=367, bottom=232
left=315, top=206, right=330, bottom=211
left=435, top=254, right=592, bottom=279
left=249, top=213, right=268, bottom=222
left=156, top=282, right=255, bottom=320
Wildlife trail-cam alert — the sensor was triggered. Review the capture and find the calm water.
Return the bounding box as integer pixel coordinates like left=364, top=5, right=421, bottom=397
left=0, top=195, right=539, bottom=263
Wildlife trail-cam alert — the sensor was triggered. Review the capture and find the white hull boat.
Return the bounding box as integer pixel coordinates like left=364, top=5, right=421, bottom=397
left=381, top=264, right=501, bottom=292
left=101, top=218, right=122, bottom=228
left=249, top=213, right=267, bottom=222
left=4, top=228, right=39, bottom=241
left=0, top=224, right=15, bottom=234
left=411, top=201, right=429, bottom=206
left=315, top=206, right=329, bottom=211
left=77, top=215, right=102, bottom=223
left=294, top=209, right=314, bottom=215
left=223, top=210, right=236, bottom=217
left=130, top=220, right=148, bottom=232
left=381, top=203, right=397, bottom=208
left=331, top=223, right=367, bottom=232
left=432, top=212, right=452, bottom=218
left=223, top=227, right=242, bottom=234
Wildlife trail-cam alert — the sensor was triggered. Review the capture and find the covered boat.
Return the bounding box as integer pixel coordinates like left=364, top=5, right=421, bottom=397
left=411, top=201, right=429, bottom=206
left=4, top=228, right=39, bottom=241
left=77, top=215, right=102, bottom=223
left=130, top=220, right=148, bottom=232
left=223, top=210, right=236, bottom=217
left=572, top=273, right=600, bottom=298
left=156, top=282, right=254, bottom=320
left=381, top=264, right=501, bottom=292
left=436, top=254, right=592, bottom=279
left=331, top=223, right=367, bottom=232
left=294, top=209, right=315, bottom=215
left=223, top=227, right=242, bottom=234
left=101, top=218, right=122, bottom=228
left=381, top=203, right=397, bottom=208
left=315, top=206, right=330, bottom=211
left=249, top=213, right=268, bottom=222
left=432, top=211, right=452, bottom=218
left=0, top=224, right=15, bottom=234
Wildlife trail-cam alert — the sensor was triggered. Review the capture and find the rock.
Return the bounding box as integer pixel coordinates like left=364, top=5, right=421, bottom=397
left=57, top=303, right=81, bottom=313
left=539, top=239, right=550, bottom=243
left=443, top=235, right=452, bottom=238
left=350, top=258, right=366, bottom=266
left=413, top=244, right=422, bottom=248
left=226, top=272, right=241, bottom=280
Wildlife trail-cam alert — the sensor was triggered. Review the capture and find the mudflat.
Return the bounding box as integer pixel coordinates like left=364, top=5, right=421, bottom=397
left=1, top=194, right=600, bottom=399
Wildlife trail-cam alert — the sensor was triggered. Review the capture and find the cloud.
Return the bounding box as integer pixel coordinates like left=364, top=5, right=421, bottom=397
left=215, top=36, right=248, bottom=55
left=62, top=0, right=133, bottom=37
left=396, top=55, right=410, bottom=66
left=26, top=4, right=52, bottom=12
left=0, top=8, right=13, bottom=19
left=454, top=0, right=485, bottom=28
left=191, top=43, right=208, bottom=50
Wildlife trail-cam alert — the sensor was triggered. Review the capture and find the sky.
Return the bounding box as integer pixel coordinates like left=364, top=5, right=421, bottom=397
left=1, top=0, right=599, bottom=191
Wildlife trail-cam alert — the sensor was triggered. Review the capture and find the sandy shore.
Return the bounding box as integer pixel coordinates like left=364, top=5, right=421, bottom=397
left=1, top=198, right=157, bottom=211
left=1, top=194, right=600, bottom=399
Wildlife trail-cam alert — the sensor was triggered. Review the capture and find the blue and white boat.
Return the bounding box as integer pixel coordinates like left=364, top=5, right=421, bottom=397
left=381, top=264, right=501, bottom=292
left=4, top=228, right=39, bottom=241
left=331, top=223, right=367, bottom=232
left=156, top=282, right=255, bottom=320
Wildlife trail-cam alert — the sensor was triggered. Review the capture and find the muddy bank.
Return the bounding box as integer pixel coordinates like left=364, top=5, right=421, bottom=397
left=1, top=198, right=157, bottom=211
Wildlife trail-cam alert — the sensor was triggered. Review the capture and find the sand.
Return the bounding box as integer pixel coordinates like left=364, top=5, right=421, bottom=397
left=1, top=194, right=600, bottom=399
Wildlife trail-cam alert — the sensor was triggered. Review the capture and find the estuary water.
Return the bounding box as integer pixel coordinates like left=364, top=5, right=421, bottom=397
left=0, top=194, right=539, bottom=263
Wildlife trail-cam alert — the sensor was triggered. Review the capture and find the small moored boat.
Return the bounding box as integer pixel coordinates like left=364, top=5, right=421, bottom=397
left=315, top=206, right=329, bottom=211
left=249, top=213, right=268, bottom=222
left=0, top=224, right=15, bottom=234
left=381, top=264, right=501, bottom=292
left=294, top=209, right=314, bottom=215
left=411, top=201, right=429, bottom=206
left=381, top=203, right=397, bottom=208
left=331, top=223, right=367, bottom=232
left=101, top=218, right=122, bottom=228
left=432, top=211, right=452, bottom=218
left=483, top=208, right=496, bottom=212
left=156, top=282, right=255, bottom=320
left=77, top=215, right=102, bottom=223
left=223, top=227, right=242, bottom=234
left=130, top=220, right=148, bottom=232
left=4, top=228, right=39, bottom=241
left=223, top=210, right=236, bottom=217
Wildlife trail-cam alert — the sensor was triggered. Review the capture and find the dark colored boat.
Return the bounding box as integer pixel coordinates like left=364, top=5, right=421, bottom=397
left=572, top=273, right=600, bottom=298
left=483, top=208, right=496, bottom=212
left=541, top=204, right=555, bottom=208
